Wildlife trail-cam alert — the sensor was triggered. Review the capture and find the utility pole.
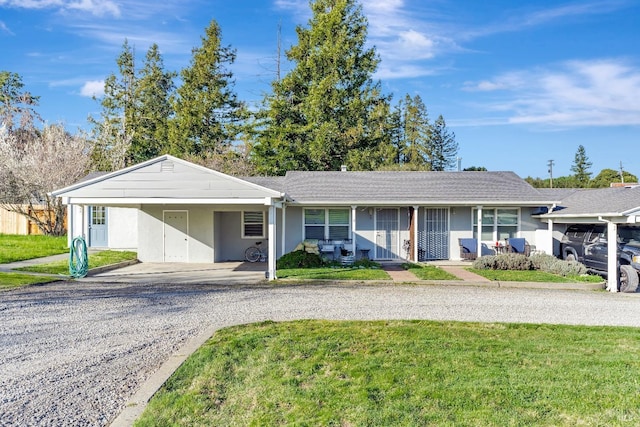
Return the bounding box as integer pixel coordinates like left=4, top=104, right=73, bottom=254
left=547, top=160, right=554, bottom=188
left=276, top=21, right=282, bottom=82
left=620, top=161, right=625, bottom=184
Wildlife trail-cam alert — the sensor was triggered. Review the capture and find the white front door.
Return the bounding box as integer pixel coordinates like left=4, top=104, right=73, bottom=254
left=164, top=211, right=188, bottom=262
left=89, top=206, right=108, bottom=247
left=375, top=208, right=399, bottom=260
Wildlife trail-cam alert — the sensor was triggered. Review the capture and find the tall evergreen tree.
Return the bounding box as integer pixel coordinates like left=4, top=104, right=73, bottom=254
left=0, top=71, right=40, bottom=131
left=253, top=0, right=391, bottom=174
left=130, top=43, right=175, bottom=164
left=429, top=115, right=458, bottom=171
left=398, top=94, right=431, bottom=169
left=169, top=19, right=246, bottom=157
left=90, top=39, right=137, bottom=171
left=570, top=144, right=592, bottom=187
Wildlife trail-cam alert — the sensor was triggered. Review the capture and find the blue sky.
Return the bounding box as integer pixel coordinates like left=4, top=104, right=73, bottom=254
left=1, top=0, right=639, bottom=179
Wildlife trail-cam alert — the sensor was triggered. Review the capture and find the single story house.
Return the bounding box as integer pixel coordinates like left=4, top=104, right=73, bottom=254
left=51, top=155, right=640, bottom=290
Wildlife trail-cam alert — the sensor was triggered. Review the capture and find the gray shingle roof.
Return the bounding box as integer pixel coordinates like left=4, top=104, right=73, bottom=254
left=549, top=186, right=640, bottom=216
left=255, top=170, right=555, bottom=205
left=242, top=176, right=287, bottom=193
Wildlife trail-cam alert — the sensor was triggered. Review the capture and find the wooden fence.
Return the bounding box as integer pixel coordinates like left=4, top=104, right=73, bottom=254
left=0, top=205, right=66, bottom=235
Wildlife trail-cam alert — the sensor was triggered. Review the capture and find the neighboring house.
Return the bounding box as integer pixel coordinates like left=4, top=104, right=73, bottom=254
left=51, top=155, right=640, bottom=289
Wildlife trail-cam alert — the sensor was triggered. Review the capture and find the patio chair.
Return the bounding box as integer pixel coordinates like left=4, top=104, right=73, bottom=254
left=339, top=241, right=355, bottom=265
left=458, top=238, right=478, bottom=260
left=320, top=242, right=335, bottom=260
left=507, top=238, right=530, bottom=256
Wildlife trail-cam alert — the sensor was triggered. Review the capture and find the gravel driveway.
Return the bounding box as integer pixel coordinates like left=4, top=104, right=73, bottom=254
left=2, top=280, right=640, bottom=426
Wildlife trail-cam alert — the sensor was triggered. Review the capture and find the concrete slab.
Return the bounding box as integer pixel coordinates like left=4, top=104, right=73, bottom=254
left=75, top=262, right=268, bottom=285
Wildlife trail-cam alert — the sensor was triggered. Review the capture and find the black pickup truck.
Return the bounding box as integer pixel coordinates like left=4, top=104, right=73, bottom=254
left=560, top=224, right=640, bottom=292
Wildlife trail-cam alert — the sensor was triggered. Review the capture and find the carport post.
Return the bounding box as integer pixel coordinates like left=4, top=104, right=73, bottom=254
left=268, top=203, right=277, bottom=280
left=606, top=220, right=618, bottom=292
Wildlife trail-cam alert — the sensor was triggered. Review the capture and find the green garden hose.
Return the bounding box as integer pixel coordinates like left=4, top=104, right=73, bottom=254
left=69, top=236, right=89, bottom=278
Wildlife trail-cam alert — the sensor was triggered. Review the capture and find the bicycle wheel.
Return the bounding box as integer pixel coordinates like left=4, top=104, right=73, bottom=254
left=245, top=246, right=261, bottom=262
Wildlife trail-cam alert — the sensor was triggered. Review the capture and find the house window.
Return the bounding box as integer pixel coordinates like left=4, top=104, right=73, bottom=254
left=92, top=206, right=106, bottom=225
left=304, top=208, right=350, bottom=240
left=473, top=208, right=519, bottom=241
left=242, top=211, right=265, bottom=238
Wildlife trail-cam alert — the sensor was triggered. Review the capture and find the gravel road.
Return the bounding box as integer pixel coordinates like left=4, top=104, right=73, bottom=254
left=2, top=280, right=640, bottom=426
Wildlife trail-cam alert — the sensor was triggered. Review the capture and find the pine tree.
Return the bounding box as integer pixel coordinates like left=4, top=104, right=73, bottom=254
left=570, top=145, right=592, bottom=187
left=90, top=39, right=137, bottom=171
left=0, top=71, right=40, bottom=132
left=429, top=115, right=458, bottom=171
left=398, top=94, right=431, bottom=169
left=169, top=19, right=246, bottom=157
left=130, top=44, right=175, bottom=163
left=253, top=0, right=391, bottom=174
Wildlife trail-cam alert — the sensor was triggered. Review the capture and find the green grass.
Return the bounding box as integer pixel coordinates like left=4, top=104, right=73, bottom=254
left=0, top=272, right=60, bottom=291
left=136, top=320, right=640, bottom=426
left=0, top=234, right=68, bottom=263
left=16, top=250, right=138, bottom=275
left=276, top=266, right=390, bottom=280
left=403, top=263, right=459, bottom=280
left=469, top=268, right=604, bottom=283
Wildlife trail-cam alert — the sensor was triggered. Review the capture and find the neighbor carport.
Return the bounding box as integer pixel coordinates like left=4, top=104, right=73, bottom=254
left=538, top=185, right=640, bottom=292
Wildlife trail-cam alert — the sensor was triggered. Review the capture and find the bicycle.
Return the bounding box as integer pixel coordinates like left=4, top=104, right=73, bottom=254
left=245, top=241, right=267, bottom=262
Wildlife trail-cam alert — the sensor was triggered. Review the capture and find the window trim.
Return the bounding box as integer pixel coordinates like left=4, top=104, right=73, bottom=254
left=303, top=207, right=351, bottom=241
left=241, top=210, right=265, bottom=239
left=472, top=207, right=520, bottom=242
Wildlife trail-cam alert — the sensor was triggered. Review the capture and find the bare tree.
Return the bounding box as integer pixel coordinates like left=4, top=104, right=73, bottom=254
left=0, top=124, right=91, bottom=235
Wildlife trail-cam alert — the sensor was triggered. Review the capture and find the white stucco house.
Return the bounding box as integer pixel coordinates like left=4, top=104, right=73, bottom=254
left=51, top=155, right=640, bottom=289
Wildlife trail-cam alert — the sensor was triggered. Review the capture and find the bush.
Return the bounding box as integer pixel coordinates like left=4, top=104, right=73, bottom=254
left=529, top=253, right=587, bottom=276
left=472, top=254, right=533, bottom=271
left=474, top=252, right=588, bottom=277
left=276, top=250, right=324, bottom=269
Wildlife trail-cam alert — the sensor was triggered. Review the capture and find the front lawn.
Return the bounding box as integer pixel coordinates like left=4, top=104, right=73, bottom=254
left=277, top=266, right=390, bottom=280
left=469, top=268, right=604, bottom=283
left=136, top=320, right=640, bottom=426
left=0, top=234, right=68, bottom=263
left=403, top=263, right=458, bottom=280
left=16, top=250, right=138, bottom=275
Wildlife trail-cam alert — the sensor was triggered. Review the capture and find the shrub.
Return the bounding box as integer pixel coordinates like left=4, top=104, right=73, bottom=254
left=472, top=254, right=533, bottom=271
left=474, top=252, right=589, bottom=277
left=530, top=253, right=587, bottom=276
left=277, top=250, right=324, bottom=269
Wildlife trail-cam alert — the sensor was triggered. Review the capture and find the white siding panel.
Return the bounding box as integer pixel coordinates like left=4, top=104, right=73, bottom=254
left=62, top=162, right=279, bottom=200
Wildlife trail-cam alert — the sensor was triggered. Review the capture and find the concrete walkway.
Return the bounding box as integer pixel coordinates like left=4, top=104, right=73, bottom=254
left=381, top=261, right=490, bottom=283
left=380, top=263, right=420, bottom=281
left=0, top=249, right=107, bottom=278
left=438, top=264, right=491, bottom=282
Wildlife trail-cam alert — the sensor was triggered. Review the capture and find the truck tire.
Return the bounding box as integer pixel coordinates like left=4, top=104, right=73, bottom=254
left=564, top=252, right=576, bottom=262
left=619, top=265, right=639, bottom=293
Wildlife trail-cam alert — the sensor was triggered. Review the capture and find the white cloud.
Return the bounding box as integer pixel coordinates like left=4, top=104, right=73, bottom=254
left=375, top=63, right=438, bottom=80
left=0, top=20, right=14, bottom=35
left=464, top=59, right=640, bottom=127
left=66, top=0, right=120, bottom=17
left=0, top=0, right=120, bottom=17
left=80, top=80, right=104, bottom=98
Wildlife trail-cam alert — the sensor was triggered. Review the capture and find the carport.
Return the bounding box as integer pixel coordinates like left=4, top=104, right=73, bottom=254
left=539, top=185, right=640, bottom=292
left=51, top=155, right=285, bottom=281
left=77, top=261, right=268, bottom=285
